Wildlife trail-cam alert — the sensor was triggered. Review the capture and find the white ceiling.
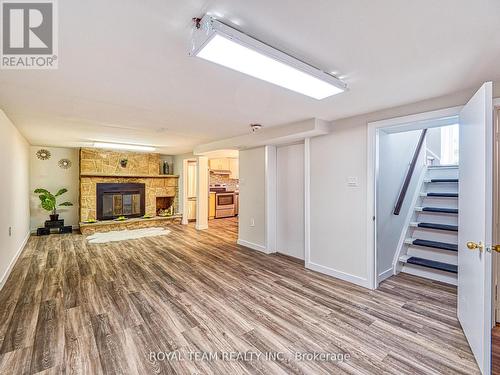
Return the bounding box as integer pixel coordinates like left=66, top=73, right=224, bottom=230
left=1, top=0, right=500, bottom=154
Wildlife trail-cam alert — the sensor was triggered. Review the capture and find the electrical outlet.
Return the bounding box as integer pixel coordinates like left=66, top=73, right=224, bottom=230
left=8, top=226, right=12, bottom=237
left=250, top=218, right=255, bottom=227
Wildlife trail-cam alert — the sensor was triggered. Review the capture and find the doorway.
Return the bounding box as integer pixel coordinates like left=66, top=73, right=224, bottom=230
left=202, top=150, right=240, bottom=239
left=369, top=84, right=496, bottom=375
left=208, top=153, right=239, bottom=221
left=367, top=106, right=463, bottom=289
left=376, top=123, right=460, bottom=286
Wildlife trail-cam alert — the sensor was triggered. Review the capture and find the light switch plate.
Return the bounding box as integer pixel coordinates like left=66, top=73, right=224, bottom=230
left=347, top=177, right=358, bottom=187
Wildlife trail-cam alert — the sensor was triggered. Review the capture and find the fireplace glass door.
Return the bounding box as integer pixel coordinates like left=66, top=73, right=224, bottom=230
left=102, top=193, right=141, bottom=217
left=96, top=183, right=145, bottom=220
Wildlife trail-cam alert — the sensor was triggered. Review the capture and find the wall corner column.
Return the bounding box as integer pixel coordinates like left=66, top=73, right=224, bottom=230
left=265, top=145, right=277, bottom=253
left=304, top=138, right=311, bottom=266
left=195, top=156, right=209, bottom=230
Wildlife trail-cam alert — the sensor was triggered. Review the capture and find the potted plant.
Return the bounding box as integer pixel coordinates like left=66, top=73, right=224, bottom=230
left=34, top=188, right=73, bottom=221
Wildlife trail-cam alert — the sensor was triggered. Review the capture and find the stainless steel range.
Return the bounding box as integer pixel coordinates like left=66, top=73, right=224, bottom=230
left=210, top=184, right=236, bottom=218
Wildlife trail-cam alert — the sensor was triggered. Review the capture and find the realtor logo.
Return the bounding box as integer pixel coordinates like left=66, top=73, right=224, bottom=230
left=1, top=0, right=58, bottom=69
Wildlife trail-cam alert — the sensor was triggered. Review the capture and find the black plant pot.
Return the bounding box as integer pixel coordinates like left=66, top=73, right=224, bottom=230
left=49, top=214, right=59, bottom=221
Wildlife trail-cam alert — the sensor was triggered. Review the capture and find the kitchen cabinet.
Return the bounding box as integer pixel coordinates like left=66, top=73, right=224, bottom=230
left=187, top=199, right=196, bottom=221
left=209, top=158, right=230, bottom=171
left=229, top=158, right=239, bottom=179
left=209, top=192, right=216, bottom=219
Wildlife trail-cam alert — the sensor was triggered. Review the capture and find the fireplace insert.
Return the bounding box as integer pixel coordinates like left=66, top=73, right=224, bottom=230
left=96, top=183, right=145, bottom=220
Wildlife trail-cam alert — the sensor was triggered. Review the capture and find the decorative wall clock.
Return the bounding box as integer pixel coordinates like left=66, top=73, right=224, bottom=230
left=58, top=158, right=72, bottom=169
left=36, top=149, right=51, bottom=160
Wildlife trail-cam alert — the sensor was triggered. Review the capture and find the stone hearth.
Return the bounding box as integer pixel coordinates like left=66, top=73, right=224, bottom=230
left=79, top=215, right=182, bottom=235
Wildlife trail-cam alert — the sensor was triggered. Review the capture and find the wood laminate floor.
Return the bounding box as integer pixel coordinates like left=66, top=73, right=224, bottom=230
left=493, top=325, right=500, bottom=374
left=0, top=218, right=479, bottom=374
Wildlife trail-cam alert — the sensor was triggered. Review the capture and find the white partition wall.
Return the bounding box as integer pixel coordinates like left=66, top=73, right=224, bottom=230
left=276, top=143, right=305, bottom=260
left=0, top=110, right=30, bottom=290
left=265, top=145, right=277, bottom=253
left=308, top=125, right=371, bottom=287
left=237, top=147, right=267, bottom=252
left=195, top=156, right=208, bottom=230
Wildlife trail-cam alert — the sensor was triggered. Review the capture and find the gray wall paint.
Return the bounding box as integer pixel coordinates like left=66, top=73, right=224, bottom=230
left=426, top=127, right=441, bottom=163
left=277, top=143, right=305, bottom=260
left=310, top=123, right=368, bottom=281
left=0, top=110, right=30, bottom=289
left=376, top=130, right=424, bottom=278
left=30, top=146, right=79, bottom=230
left=238, top=147, right=266, bottom=248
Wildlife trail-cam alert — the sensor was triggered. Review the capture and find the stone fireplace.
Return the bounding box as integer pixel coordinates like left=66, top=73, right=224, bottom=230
left=79, top=148, right=178, bottom=223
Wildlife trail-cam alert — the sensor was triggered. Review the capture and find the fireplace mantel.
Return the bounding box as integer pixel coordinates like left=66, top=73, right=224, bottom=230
left=81, top=173, right=178, bottom=178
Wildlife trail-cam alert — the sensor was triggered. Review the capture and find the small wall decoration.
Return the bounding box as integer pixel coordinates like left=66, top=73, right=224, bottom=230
left=36, top=149, right=51, bottom=160
left=58, top=158, right=72, bottom=169
left=120, top=159, right=128, bottom=168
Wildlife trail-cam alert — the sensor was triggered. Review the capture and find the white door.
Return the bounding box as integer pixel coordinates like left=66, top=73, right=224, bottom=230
left=458, top=82, right=493, bottom=375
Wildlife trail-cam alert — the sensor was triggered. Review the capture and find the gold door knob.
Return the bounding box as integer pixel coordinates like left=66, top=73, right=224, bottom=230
left=467, top=241, right=484, bottom=251
left=492, top=245, right=500, bottom=253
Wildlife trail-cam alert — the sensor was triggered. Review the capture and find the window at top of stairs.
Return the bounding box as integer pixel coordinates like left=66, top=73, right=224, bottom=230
left=440, top=124, right=459, bottom=165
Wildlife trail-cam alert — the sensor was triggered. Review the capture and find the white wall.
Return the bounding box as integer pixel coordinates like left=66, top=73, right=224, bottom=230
left=309, top=123, right=369, bottom=285
left=195, top=156, right=208, bottom=230
left=308, top=83, right=500, bottom=288
left=426, top=127, right=442, bottom=164
left=238, top=147, right=267, bottom=251
left=277, top=143, right=304, bottom=260
left=0, top=110, right=30, bottom=289
left=265, top=146, right=277, bottom=253
left=173, top=152, right=195, bottom=215
left=377, top=130, right=424, bottom=280
left=30, top=146, right=79, bottom=230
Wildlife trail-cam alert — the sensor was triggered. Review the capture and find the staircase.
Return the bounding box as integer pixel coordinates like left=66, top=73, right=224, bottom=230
left=397, top=165, right=459, bottom=285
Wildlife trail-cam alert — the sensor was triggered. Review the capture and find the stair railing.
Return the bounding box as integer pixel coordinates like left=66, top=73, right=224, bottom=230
left=426, top=148, right=441, bottom=166
left=393, top=129, right=428, bottom=215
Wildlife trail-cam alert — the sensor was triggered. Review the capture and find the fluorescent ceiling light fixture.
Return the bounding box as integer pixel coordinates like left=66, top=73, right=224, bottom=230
left=190, top=16, right=347, bottom=100
left=92, top=142, right=156, bottom=152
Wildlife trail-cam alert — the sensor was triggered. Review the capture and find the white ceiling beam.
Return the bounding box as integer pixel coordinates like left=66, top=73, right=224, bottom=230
left=193, top=118, right=329, bottom=155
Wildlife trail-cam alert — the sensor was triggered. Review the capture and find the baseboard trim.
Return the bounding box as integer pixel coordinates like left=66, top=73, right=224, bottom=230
left=306, top=261, right=370, bottom=288
left=237, top=239, right=270, bottom=254
left=275, top=252, right=305, bottom=265
left=0, top=231, right=30, bottom=291
left=377, top=267, right=394, bottom=283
